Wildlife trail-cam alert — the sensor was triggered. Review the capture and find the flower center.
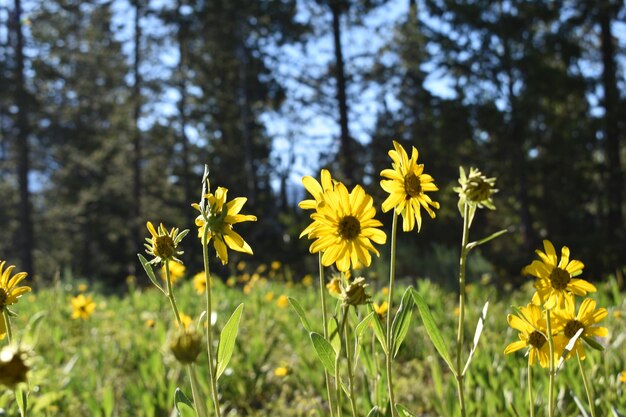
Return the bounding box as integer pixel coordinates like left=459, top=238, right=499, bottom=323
left=528, top=330, right=547, bottom=349
left=338, top=215, right=361, bottom=240
left=0, top=288, right=7, bottom=308
left=154, top=235, right=175, bottom=259
left=549, top=267, right=571, bottom=290
left=564, top=320, right=585, bottom=339
left=404, top=173, right=422, bottom=198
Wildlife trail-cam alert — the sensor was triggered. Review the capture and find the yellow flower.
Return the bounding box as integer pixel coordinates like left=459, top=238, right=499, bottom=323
left=274, top=366, right=289, bottom=377
left=256, top=264, right=267, bottom=274
left=373, top=301, right=388, bottom=321
left=162, top=262, right=186, bottom=285
left=193, top=272, right=212, bottom=294
left=271, top=261, right=282, bottom=270
left=619, top=371, right=626, bottom=383
left=145, top=319, right=156, bottom=329
left=226, top=277, right=236, bottom=287
left=453, top=166, right=497, bottom=213
left=326, top=277, right=342, bottom=298
left=71, top=294, right=96, bottom=320
left=193, top=186, right=257, bottom=265
left=276, top=294, right=289, bottom=309
left=77, top=283, right=88, bottom=293
left=265, top=291, right=275, bottom=302
left=525, top=240, right=596, bottom=310
left=553, top=297, right=608, bottom=360
left=380, top=141, right=440, bottom=232
left=504, top=303, right=565, bottom=368
left=302, top=274, right=313, bottom=287
left=381, top=287, right=389, bottom=295
left=176, top=313, right=193, bottom=330
left=299, top=169, right=336, bottom=211
left=301, top=182, right=387, bottom=272
left=144, top=221, right=186, bottom=265
left=0, top=261, right=30, bottom=312
left=236, top=261, right=247, bottom=271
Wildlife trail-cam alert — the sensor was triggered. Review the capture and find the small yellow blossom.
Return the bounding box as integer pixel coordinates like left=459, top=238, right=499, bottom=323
left=70, top=294, right=96, bottom=320
left=145, top=319, right=156, bottom=329
left=619, top=371, right=626, bottom=383
left=381, top=287, right=389, bottom=295
left=176, top=313, right=193, bottom=330
left=276, top=295, right=289, bottom=309
left=302, top=274, right=314, bottom=287
left=162, top=262, right=186, bottom=285
left=226, top=277, right=236, bottom=287
left=256, top=264, right=267, bottom=274
left=271, top=261, right=282, bottom=271
left=265, top=291, right=275, bottom=302
left=193, top=272, right=212, bottom=294
left=237, top=261, right=247, bottom=271
left=326, top=277, right=342, bottom=298
left=274, top=366, right=289, bottom=377
left=77, top=283, right=88, bottom=293
left=373, top=301, right=388, bottom=321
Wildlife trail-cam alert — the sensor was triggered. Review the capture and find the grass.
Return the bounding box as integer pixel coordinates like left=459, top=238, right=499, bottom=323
left=1, top=269, right=624, bottom=417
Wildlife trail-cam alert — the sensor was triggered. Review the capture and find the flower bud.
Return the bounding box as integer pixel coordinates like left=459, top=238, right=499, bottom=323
left=170, top=331, right=202, bottom=364
left=454, top=167, right=497, bottom=213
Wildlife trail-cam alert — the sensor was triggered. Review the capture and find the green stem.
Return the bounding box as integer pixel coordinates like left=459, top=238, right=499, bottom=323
left=343, top=306, right=358, bottom=417
left=455, top=202, right=470, bottom=417
left=385, top=211, right=399, bottom=417
left=546, top=309, right=555, bottom=417
left=164, top=259, right=182, bottom=328
left=528, top=362, right=534, bottom=417
left=319, top=253, right=337, bottom=417
left=202, top=231, right=222, bottom=417
left=577, top=351, right=596, bottom=417
left=334, top=308, right=350, bottom=417
left=2, top=310, right=13, bottom=344
left=187, top=364, right=208, bottom=417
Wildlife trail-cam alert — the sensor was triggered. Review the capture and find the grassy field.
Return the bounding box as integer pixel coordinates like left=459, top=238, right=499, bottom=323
left=1, top=266, right=624, bottom=417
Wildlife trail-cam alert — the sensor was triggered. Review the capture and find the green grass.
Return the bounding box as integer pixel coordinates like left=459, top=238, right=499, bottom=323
left=1, top=271, right=624, bottom=417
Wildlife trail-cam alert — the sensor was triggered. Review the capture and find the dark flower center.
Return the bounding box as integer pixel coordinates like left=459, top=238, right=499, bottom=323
left=528, top=331, right=547, bottom=349
left=154, top=235, right=175, bottom=259
left=0, top=288, right=7, bottom=308
left=338, top=216, right=361, bottom=240
left=564, top=320, right=585, bottom=339
left=404, top=173, right=422, bottom=198
left=549, top=267, right=571, bottom=290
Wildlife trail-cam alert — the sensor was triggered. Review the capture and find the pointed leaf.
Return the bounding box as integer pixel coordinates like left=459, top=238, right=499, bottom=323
left=462, top=301, right=489, bottom=376
left=396, top=404, right=417, bottom=417
left=21, top=311, right=46, bottom=347
left=367, top=303, right=388, bottom=354
left=367, top=406, right=381, bottom=417
left=288, top=297, right=312, bottom=332
left=138, top=254, right=165, bottom=293
left=310, top=332, right=336, bottom=375
left=216, top=303, right=244, bottom=380
left=411, top=288, right=456, bottom=375
left=174, top=229, right=190, bottom=245
left=355, top=312, right=375, bottom=341
left=391, top=287, right=415, bottom=357
left=174, top=388, right=197, bottom=417
left=466, top=229, right=508, bottom=252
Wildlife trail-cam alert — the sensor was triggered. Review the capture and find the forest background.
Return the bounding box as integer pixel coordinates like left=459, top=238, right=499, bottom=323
left=0, top=0, right=625, bottom=289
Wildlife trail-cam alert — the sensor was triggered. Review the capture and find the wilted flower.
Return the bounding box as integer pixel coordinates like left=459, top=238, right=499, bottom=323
left=0, top=345, right=29, bottom=388
left=343, top=277, right=370, bottom=306
left=170, top=330, right=202, bottom=364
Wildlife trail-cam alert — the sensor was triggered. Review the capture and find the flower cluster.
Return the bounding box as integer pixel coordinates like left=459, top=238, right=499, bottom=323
left=505, top=240, right=606, bottom=367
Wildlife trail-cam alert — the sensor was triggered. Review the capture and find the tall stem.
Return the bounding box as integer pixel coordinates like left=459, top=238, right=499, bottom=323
left=385, top=211, right=399, bottom=417
left=165, top=259, right=182, bottom=328
left=577, top=351, right=596, bottom=417
left=202, top=234, right=222, bottom=417
left=319, top=253, right=336, bottom=417
left=343, top=306, right=358, bottom=417
left=455, top=202, right=470, bottom=417
left=527, top=362, right=534, bottom=417
left=546, top=310, right=555, bottom=417
left=2, top=310, right=13, bottom=344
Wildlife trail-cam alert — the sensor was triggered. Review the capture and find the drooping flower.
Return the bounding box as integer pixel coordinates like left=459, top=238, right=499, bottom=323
left=525, top=240, right=596, bottom=310
left=170, top=330, right=202, bottom=364
left=144, top=222, right=186, bottom=265
left=552, top=297, right=608, bottom=360
left=70, top=294, right=96, bottom=320
left=343, top=277, right=370, bottom=306
left=0, top=345, right=29, bottom=388
left=193, top=187, right=257, bottom=265
left=301, top=182, right=387, bottom=272
left=380, top=140, right=440, bottom=232
left=504, top=303, right=565, bottom=368
left=0, top=261, right=31, bottom=312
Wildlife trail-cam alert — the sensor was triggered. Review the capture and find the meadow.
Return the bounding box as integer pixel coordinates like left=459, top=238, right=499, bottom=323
left=1, top=265, right=624, bottom=416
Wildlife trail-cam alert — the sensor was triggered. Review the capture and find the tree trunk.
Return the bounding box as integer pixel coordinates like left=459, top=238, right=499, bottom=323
left=14, top=0, right=34, bottom=274
left=599, top=2, right=623, bottom=239
left=330, top=2, right=354, bottom=185
left=177, top=0, right=193, bottom=210
left=132, top=0, right=142, bottom=270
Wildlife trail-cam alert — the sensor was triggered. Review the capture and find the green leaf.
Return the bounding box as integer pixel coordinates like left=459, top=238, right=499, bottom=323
left=216, top=303, right=244, bottom=380
left=328, top=316, right=341, bottom=354
left=15, top=386, right=28, bottom=415
left=102, top=385, right=114, bottom=417
left=355, top=312, right=375, bottom=341
left=288, top=297, right=312, bottom=332
left=367, top=406, right=381, bottom=417
left=367, top=303, right=388, bottom=354
left=32, top=392, right=66, bottom=413
left=310, top=332, right=336, bottom=375
left=391, top=287, right=414, bottom=357
left=21, top=311, right=46, bottom=347
left=137, top=254, right=165, bottom=294
left=411, top=288, right=456, bottom=375
left=462, top=301, right=489, bottom=376
left=174, top=388, right=197, bottom=417
left=174, top=229, right=190, bottom=245
left=466, top=229, right=508, bottom=252
left=396, top=404, right=417, bottom=417
left=582, top=335, right=605, bottom=352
